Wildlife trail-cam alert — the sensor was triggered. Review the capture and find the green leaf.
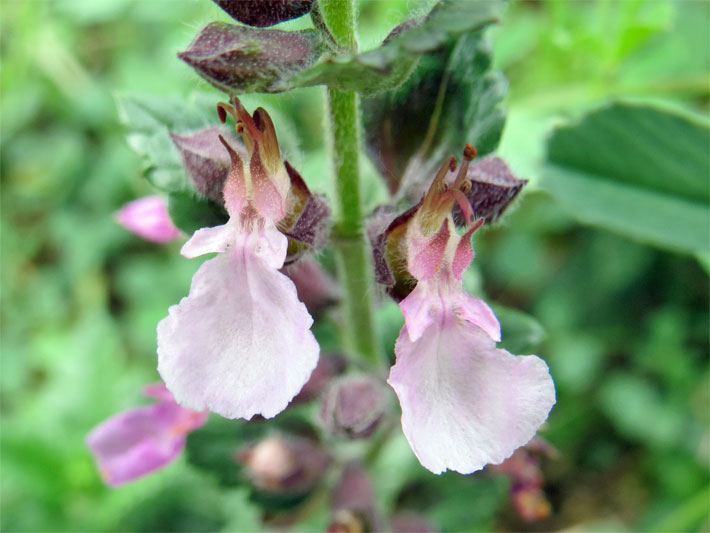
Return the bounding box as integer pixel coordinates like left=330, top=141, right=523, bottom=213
left=295, top=0, right=502, bottom=94
left=179, top=0, right=501, bottom=95
left=117, top=92, right=235, bottom=232
left=542, top=102, right=710, bottom=256
left=116, top=92, right=217, bottom=193
left=363, top=31, right=506, bottom=194
left=491, top=304, right=546, bottom=354
left=168, top=191, right=228, bottom=235
left=597, top=372, right=684, bottom=448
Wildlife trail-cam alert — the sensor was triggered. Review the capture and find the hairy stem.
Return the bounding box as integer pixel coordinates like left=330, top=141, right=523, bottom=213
left=320, top=0, right=380, bottom=365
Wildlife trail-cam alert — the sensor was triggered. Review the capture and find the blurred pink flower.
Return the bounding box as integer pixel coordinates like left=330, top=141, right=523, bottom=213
left=86, top=383, right=207, bottom=486
left=157, top=99, right=319, bottom=420
left=387, top=146, right=556, bottom=474
left=115, top=195, right=181, bottom=243
left=491, top=437, right=556, bottom=522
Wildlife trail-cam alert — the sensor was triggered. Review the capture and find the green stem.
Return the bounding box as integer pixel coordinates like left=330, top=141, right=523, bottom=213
left=318, top=0, right=357, bottom=51
left=327, top=88, right=362, bottom=238
left=332, top=235, right=379, bottom=364
left=320, top=0, right=380, bottom=366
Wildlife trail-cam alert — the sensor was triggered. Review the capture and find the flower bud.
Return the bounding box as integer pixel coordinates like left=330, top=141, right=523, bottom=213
left=115, top=195, right=181, bottom=243
left=86, top=383, right=207, bottom=486
left=320, top=376, right=388, bottom=439
left=293, top=353, right=346, bottom=404
left=238, top=435, right=330, bottom=494
left=490, top=437, right=556, bottom=523
left=178, top=22, right=323, bottom=94
left=215, top=97, right=331, bottom=261
left=327, top=463, right=380, bottom=533
left=169, top=127, right=244, bottom=201
left=368, top=147, right=521, bottom=302
left=282, top=257, right=340, bottom=316
left=213, top=0, right=313, bottom=27
left=391, top=513, right=437, bottom=533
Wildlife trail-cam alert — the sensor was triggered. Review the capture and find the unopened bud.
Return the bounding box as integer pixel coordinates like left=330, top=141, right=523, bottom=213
left=282, top=258, right=340, bottom=317
left=115, top=195, right=181, bottom=243
left=391, top=513, right=438, bottom=533
left=328, top=463, right=379, bottom=533
left=178, top=22, right=323, bottom=94
left=213, top=0, right=313, bottom=27
left=490, top=437, right=556, bottom=523
left=293, top=353, right=346, bottom=404
left=238, top=436, right=330, bottom=494
left=511, top=488, right=551, bottom=522
left=320, top=376, right=388, bottom=439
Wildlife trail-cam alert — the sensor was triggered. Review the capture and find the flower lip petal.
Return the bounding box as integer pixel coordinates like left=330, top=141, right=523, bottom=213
left=389, top=319, right=555, bottom=475
left=180, top=223, right=234, bottom=258
left=456, top=292, right=501, bottom=342
left=399, top=283, right=434, bottom=343
left=158, top=226, right=319, bottom=420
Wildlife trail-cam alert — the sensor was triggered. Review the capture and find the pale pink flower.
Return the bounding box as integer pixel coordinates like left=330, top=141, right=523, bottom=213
left=157, top=99, right=319, bottom=420
left=86, top=383, right=207, bottom=486
left=115, top=195, right=181, bottom=243
left=386, top=146, right=556, bottom=474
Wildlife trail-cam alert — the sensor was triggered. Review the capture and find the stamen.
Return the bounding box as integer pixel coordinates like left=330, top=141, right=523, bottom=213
left=463, top=143, right=477, bottom=161
left=422, top=156, right=455, bottom=212
left=453, top=143, right=476, bottom=189
left=216, top=102, right=238, bottom=124
left=231, top=96, right=261, bottom=145
left=253, top=108, right=281, bottom=173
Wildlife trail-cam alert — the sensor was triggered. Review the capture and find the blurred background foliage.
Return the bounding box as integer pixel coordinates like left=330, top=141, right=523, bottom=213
left=1, top=0, right=708, bottom=531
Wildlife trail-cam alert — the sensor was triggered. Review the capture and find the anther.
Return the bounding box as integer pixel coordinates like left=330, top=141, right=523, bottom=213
left=463, top=143, right=477, bottom=161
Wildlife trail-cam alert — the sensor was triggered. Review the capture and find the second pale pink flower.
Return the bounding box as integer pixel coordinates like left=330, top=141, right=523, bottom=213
left=380, top=145, right=556, bottom=474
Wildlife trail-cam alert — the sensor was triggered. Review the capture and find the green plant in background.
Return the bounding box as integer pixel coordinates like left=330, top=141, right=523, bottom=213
left=1, top=1, right=708, bottom=532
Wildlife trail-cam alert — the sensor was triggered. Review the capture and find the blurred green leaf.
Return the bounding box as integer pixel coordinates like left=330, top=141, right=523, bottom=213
left=168, top=191, right=228, bottom=235
left=649, top=485, right=710, bottom=533
left=185, top=417, right=251, bottom=487
left=116, top=92, right=217, bottom=193
left=491, top=304, right=545, bottom=354
left=542, top=102, right=710, bottom=256
left=219, top=489, right=262, bottom=532
left=597, top=372, right=684, bottom=448
left=396, top=471, right=508, bottom=532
